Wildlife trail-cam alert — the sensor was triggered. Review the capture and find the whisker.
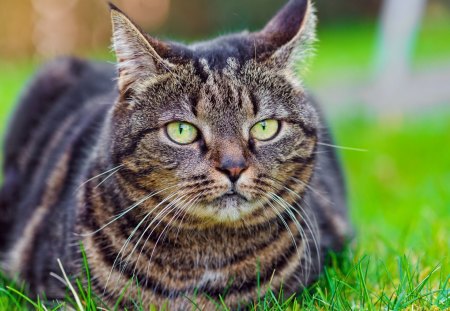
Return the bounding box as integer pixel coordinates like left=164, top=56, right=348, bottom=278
left=268, top=193, right=310, bottom=269
left=129, top=192, right=192, bottom=277
left=143, top=192, right=203, bottom=282
left=137, top=191, right=203, bottom=291
left=103, top=187, right=182, bottom=295
left=317, top=142, right=367, bottom=152
left=289, top=176, right=332, bottom=205
left=94, top=168, right=121, bottom=189
left=76, top=164, right=124, bottom=190
left=267, top=176, right=321, bottom=239
left=268, top=192, right=316, bottom=284
left=263, top=177, right=322, bottom=283
left=261, top=193, right=300, bottom=260
left=79, top=183, right=180, bottom=237
left=113, top=189, right=184, bottom=285
left=172, top=191, right=202, bottom=242
left=146, top=192, right=206, bottom=292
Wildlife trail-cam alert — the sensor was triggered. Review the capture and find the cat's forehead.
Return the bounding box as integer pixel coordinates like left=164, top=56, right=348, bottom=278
left=135, top=41, right=308, bottom=127
left=195, top=59, right=257, bottom=129
left=146, top=53, right=302, bottom=121
left=189, top=34, right=260, bottom=71
left=195, top=57, right=281, bottom=109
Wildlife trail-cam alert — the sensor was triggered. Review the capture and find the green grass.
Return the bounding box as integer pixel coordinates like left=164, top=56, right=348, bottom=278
left=1, top=19, right=450, bottom=310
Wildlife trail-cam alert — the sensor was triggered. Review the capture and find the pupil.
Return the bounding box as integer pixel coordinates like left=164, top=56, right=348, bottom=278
left=261, top=121, right=266, bottom=131
left=179, top=124, right=184, bottom=135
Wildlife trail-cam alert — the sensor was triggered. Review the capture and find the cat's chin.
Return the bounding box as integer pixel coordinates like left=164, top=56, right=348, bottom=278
left=188, top=194, right=260, bottom=224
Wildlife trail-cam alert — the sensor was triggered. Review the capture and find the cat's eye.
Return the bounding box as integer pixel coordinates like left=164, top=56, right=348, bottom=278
left=250, top=119, right=280, bottom=141
left=166, top=121, right=199, bottom=145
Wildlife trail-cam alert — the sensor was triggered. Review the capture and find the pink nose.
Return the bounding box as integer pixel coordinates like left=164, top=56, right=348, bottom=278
left=217, top=157, right=248, bottom=182
left=224, top=166, right=246, bottom=181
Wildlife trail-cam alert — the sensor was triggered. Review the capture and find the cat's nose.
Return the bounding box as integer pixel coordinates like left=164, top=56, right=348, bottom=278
left=217, top=156, right=248, bottom=183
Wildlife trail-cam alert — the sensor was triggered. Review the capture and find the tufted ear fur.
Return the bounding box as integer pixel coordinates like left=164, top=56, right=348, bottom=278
left=109, top=3, right=174, bottom=94
left=255, top=0, right=316, bottom=68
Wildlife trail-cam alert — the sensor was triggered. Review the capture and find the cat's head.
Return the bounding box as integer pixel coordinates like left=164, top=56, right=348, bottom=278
left=109, top=0, right=319, bottom=225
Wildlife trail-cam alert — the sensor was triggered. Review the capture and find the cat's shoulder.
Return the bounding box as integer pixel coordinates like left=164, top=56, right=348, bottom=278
left=31, top=56, right=115, bottom=91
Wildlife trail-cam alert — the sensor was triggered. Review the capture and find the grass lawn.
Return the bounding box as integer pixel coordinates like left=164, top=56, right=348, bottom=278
left=1, top=19, right=450, bottom=310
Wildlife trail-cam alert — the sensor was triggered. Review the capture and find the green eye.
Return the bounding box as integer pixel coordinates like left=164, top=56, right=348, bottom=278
left=166, top=121, right=199, bottom=145
left=250, top=119, right=280, bottom=141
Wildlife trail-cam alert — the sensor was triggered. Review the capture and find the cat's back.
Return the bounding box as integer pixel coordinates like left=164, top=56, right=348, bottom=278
left=0, top=57, right=116, bottom=254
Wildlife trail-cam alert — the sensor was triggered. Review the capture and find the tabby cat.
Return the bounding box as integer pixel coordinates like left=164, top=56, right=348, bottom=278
left=0, top=0, right=351, bottom=309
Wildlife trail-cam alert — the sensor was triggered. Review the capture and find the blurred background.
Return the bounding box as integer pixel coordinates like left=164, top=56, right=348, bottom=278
left=1, top=0, right=450, bottom=115
left=0, top=0, right=449, bottom=292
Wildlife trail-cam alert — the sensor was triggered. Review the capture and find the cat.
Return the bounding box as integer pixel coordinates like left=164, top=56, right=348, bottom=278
left=0, top=0, right=351, bottom=309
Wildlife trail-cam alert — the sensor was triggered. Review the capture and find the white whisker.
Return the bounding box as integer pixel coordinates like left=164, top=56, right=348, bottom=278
left=262, top=193, right=300, bottom=260
left=94, top=168, right=121, bottom=189
left=143, top=192, right=203, bottom=281
left=317, top=142, right=367, bottom=152
left=269, top=192, right=317, bottom=284
left=103, top=186, right=182, bottom=295
left=129, top=192, right=192, bottom=277
left=80, top=184, right=180, bottom=237
left=76, top=164, right=124, bottom=190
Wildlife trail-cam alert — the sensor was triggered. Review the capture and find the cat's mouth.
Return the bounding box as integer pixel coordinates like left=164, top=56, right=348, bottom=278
left=211, top=187, right=253, bottom=212
left=221, top=191, right=247, bottom=202
left=184, top=187, right=259, bottom=223
left=224, top=189, right=240, bottom=197
left=223, top=187, right=250, bottom=201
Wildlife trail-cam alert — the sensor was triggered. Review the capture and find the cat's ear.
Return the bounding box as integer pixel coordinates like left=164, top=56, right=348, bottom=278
left=255, top=0, right=316, bottom=67
left=109, top=3, right=173, bottom=93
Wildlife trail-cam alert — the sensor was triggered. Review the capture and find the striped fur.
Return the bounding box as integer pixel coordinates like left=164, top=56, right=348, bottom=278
left=0, top=0, right=351, bottom=309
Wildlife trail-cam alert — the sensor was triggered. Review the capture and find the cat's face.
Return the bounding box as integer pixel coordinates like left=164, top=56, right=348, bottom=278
left=109, top=0, right=318, bottom=224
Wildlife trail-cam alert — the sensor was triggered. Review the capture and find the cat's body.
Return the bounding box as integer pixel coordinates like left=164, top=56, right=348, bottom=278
left=0, top=0, right=351, bottom=309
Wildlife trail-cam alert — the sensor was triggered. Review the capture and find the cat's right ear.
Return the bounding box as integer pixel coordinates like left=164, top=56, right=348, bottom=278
left=255, top=0, right=316, bottom=68
left=109, top=3, right=173, bottom=94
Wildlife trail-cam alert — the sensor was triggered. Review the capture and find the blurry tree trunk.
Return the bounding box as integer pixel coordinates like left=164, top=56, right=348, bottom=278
left=376, top=0, right=427, bottom=83
left=32, top=0, right=79, bottom=58
left=371, top=0, right=427, bottom=112
left=0, top=0, right=34, bottom=58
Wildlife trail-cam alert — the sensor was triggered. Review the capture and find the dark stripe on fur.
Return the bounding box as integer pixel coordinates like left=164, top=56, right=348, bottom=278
left=87, top=214, right=304, bottom=299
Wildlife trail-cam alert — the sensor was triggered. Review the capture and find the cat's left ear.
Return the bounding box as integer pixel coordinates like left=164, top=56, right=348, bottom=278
left=109, top=3, right=174, bottom=94
left=255, top=0, right=316, bottom=68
